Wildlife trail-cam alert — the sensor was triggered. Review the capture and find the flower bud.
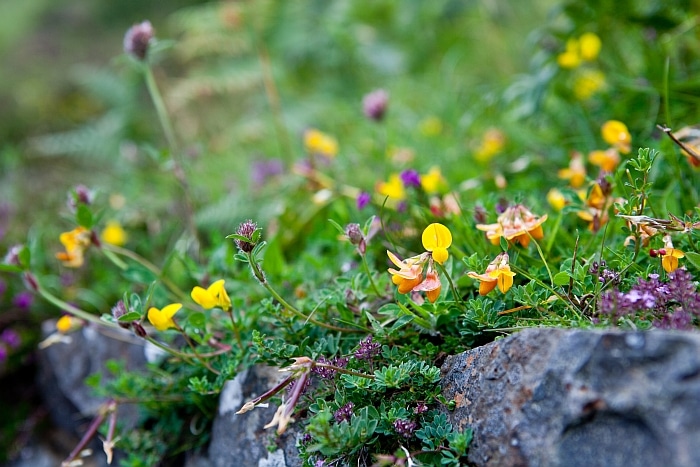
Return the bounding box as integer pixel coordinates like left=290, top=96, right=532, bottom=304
left=235, top=220, right=258, bottom=253
left=124, top=21, right=154, bottom=61
left=362, top=89, right=389, bottom=121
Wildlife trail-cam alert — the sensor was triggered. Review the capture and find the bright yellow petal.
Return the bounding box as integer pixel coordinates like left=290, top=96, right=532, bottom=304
left=431, top=247, right=449, bottom=265
left=208, top=280, right=232, bottom=311
left=191, top=286, right=217, bottom=309
left=148, top=303, right=182, bottom=331
left=497, top=272, right=514, bottom=293
left=421, top=223, right=452, bottom=251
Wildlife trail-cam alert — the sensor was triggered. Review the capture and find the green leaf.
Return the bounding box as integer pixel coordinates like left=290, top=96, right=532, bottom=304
left=0, top=263, right=22, bottom=273
left=18, top=245, right=31, bottom=269
left=75, top=204, right=94, bottom=229
left=188, top=312, right=206, bottom=328
left=553, top=271, right=571, bottom=286
left=684, top=251, right=700, bottom=271
left=118, top=311, right=142, bottom=322
left=364, top=311, right=386, bottom=337
left=327, top=218, right=346, bottom=235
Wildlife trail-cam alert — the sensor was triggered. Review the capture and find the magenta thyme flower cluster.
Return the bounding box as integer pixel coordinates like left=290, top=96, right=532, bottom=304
left=597, top=269, right=700, bottom=329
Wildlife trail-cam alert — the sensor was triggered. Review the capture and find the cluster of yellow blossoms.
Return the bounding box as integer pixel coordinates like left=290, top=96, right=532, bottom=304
left=147, top=279, right=231, bottom=331
left=387, top=223, right=452, bottom=303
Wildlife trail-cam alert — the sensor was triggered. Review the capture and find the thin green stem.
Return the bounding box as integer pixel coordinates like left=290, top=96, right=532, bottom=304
left=36, top=280, right=119, bottom=329
left=435, top=261, right=462, bottom=305
left=173, top=321, right=220, bottom=375
left=101, top=244, right=188, bottom=301
left=227, top=310, right=245, bottom=354
left=247, top=253, right=361, bottom=333
left=144, top=66, right=177, bottom=152
left=143, top=335, right=197, bottom=366
left=361, top=253, right=383, bottom=296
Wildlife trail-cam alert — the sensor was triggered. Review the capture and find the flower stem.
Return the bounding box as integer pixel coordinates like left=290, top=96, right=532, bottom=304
left=173, top=321, right=220, bottom=375
left=247, top=252, right=361, bottom=333
left=144, top=65, right=177, bottom=152
left=101, top=244, right=189, bottom=301
left=436, top=261, right=462, bottom=305
left=36, top=279, right=120, bottom=329
left=361, top=253, right=383, bottom=296
left=227, top=310, right=245, bottom=354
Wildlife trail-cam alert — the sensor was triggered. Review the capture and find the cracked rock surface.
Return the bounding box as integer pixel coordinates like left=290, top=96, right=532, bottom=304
left=441, top=328, right=700, bottom=467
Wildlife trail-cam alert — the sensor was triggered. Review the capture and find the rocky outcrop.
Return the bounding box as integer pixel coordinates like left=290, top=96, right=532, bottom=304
left=441, top=328, right=700, bottom=467
left=208, top=366, right=302, bottom=467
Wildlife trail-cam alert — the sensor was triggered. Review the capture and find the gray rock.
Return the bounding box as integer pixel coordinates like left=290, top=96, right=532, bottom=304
left=36, top=320, right=149, bottom=466
left=208, top=366, right=303, bottom=467
left=440, top=328, right=700, bottom=467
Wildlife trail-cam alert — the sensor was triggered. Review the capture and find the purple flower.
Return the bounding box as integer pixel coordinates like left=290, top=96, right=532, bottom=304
left=312, top=355, right=348, bottom=379
left=362, top=89, right=389, bottom=121
left=354, top=335, right=381, bottom=360
left=251, top=159, right=283, bottom=187
left=393, top=419, right=417, bottom=438
left=334, top=402, right=354, bottom=423
left=400, top=169, right=421, bottom=188
left=357, top=192, right=371, bottom=210
left=124, top=21, right=154, bottom=60
left=13, top=291, right=33, bottom=310
left=0, top=329, right=20, bottom=349
left=234, top=220, right=258, bottom=253
left=597, top=268, right=700, bottom=330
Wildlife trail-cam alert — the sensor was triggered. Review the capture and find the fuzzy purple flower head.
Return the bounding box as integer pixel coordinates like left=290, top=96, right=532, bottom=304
left=362, top=89, right=389, bottom=121
left=124, top=21, right=154, bottom=60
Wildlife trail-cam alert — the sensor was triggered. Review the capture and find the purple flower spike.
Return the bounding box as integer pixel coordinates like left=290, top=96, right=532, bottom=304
left=400, top=169, right=421, bottom=188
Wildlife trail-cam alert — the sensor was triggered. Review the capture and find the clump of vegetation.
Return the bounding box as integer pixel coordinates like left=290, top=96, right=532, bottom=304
left=1, top=0, right=699, bottom=465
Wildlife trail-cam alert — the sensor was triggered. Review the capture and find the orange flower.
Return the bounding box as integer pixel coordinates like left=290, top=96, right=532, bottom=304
left=56, top=226, right=92, bottom=268
left=476, top=204, right=547, bottom=247
left=588, top=148, right=620, bottom=172
left=387, top=251, right=425, bottom=294
left=558, top=152, right=587, bottom=188
left=467, top=253, right=516, bottom=295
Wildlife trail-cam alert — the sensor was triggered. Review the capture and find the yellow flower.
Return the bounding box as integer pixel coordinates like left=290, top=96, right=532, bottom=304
left=576, top=183, right=610, bottom=232
left=474, top=128, right=506, bottom=163
left=660, top=236, right=684, bottom=273
left=558, top=152, right=587, bottom=188
left=573, top=69, right=605, bottom=100
left=557, top=38, right=581, bottom=69
left=476, top=204, right=547, bottom=247
left=419, top=116, right=443, bottom=137
left=588, top=148, right=620, bottom=172
left=601, top=120, right=631, bottom=154
left=661, top=248, right=685, bottom=273
left=304, top=129, right=338, bottom=158
left=56, top=315, right=82, bottom=334
left=557, top=33, right=601, bottom=69
left=467, top=253, right=516, bottom=295
left=147, top=303, right=182, bottom=331
left=56, top=226, right=92, bottom=268
left=191, top=279, right=231, bottom=311
left=387, top=251, right=425, bottom=294
left=421, top=223, right=452, bottom=264
left=579, top=32, right=601, bottom=61
left=420, top=166, right=446, bottom=194
left=376, top=173, right=405, bottom=200
left=547, top=188, right=567, bottom=211
left=101, top=220, right=128, bottom=246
